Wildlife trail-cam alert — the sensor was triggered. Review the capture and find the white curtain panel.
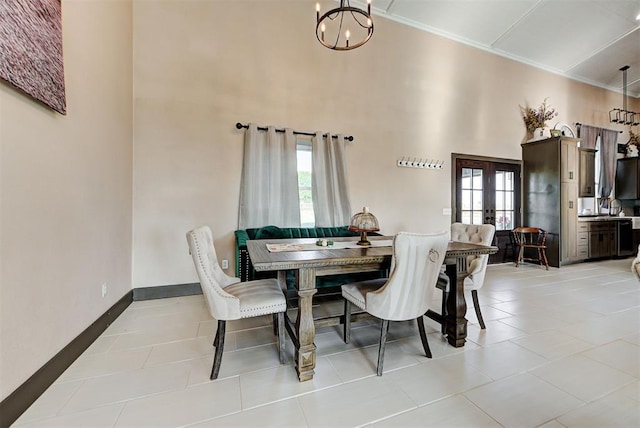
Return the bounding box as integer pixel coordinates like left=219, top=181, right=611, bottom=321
left=311, top=132, right=352, bottom=227
left=238, top=124, right=300, bottom=228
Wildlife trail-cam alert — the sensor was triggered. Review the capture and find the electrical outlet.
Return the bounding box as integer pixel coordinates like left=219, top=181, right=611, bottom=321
left=221, top=259, right=229, bottom=269
left=101, top=283, right=108, bottom=297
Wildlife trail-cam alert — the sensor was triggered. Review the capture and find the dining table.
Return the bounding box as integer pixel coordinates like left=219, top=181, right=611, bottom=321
left=246, top=235, right=497, bottom=382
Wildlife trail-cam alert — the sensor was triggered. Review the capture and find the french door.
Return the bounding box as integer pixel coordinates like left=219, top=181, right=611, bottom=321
left=454, top=157, right=521, bottom=264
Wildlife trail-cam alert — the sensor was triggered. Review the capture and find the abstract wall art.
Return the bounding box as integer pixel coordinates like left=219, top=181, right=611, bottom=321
left=0, top=0, right=66, bottom=114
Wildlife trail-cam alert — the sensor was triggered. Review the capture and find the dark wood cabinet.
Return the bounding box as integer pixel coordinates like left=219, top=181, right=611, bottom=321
left=522, top=137, right=580, bottom=267
left=588, top=222, right=616, bottom=259
left=615, top=158, right=640, bottom=200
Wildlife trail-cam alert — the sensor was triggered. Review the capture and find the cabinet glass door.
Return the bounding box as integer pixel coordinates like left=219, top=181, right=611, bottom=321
left=455, top=158, right=521, bottom=264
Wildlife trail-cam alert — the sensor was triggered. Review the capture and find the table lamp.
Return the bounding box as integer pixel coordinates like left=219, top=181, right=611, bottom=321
left=349, top=206, right=380, bottom=246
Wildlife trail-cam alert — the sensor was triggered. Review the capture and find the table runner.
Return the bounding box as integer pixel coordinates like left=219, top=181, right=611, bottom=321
left=267, top=239, right=394, bottom=253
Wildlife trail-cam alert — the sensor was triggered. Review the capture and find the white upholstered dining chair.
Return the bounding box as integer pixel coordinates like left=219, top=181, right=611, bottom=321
left=437, top=222, right=495, bottom=330
left=341, top=231, right=448, bottom=376
left=186, top=226, right=287, bottom=380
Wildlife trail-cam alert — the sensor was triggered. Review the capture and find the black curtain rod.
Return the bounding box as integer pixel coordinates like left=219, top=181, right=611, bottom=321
left=575, top=122, right=623, bottom=133
left=235, top=122, right=354, bottom=141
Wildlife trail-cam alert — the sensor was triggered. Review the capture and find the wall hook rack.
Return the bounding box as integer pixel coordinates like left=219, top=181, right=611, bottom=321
left=397, top=157, right=444, bottom=170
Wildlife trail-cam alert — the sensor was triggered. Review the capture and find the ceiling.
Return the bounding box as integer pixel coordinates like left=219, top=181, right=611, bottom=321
left=370, top=0, right=640, bottom=98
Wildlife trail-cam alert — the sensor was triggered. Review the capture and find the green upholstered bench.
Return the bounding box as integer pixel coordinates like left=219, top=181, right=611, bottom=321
left=234, top=225, right=384, bottom=292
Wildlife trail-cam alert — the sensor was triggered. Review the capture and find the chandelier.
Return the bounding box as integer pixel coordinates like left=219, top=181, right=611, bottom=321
left=316, top=1, right=374, bottom=51
left=609, top=65, right=639, bottom=126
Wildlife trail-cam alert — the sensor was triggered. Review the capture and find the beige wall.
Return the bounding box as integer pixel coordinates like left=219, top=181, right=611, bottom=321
left=132, top=0, right=636, bottom=288
left=0, top=1, right=133, bottom=400
left=1, top=0, right=637, bottom=402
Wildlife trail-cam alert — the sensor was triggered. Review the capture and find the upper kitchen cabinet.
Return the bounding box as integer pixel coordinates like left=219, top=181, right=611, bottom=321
left=579, top=148, right=596, bottom=197
left=560, top=138, right=578, bottom=183
left=615, top=158, right=640, bottom=200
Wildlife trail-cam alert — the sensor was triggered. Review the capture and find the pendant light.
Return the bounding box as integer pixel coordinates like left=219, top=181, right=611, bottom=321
left=316, top=1, right=374, bottom=51
left=609, top=65, right=639, bottom=126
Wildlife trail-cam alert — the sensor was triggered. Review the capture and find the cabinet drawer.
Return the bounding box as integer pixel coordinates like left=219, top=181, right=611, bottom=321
left=577, top=223, right=589, bottom=232
left=577, top=246, right=589, bottom=259
left=590, top=222, right=613, bottom=232
left=577, top=232, right=589, bottom=245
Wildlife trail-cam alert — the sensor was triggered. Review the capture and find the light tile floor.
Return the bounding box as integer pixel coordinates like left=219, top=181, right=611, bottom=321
left=13, top=259, right=640, bottom=427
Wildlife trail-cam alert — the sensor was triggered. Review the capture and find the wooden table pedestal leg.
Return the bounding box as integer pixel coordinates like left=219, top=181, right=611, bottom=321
left=295, top=268, right=317, bottom=381
left=444, top=258, right=468, bottom=347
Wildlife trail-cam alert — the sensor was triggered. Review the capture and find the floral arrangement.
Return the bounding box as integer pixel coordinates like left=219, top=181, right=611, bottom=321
left=522, top=98, right=559, bottom=133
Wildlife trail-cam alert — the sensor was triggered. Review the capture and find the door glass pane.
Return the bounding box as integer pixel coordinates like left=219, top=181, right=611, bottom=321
left=496, top=192, right=504, bottom=210
left=461, top=168, right=472, bottom=189
left=496, top=211, right=504, bottom=230
left=495, top=171, right=515, bottom=231
left=503, top=211, right=513, bottom=230
left=472, top=169, right=483, bottom=189
left=505, top=171, right=513, bottom=191
left=505, top=194, right=513, bottom=210
left=496, top=171, right=504, bottom=191
left=496, top=211, right=513, bottom=231
left=461, top=167, right=484, bottom=225
left=473, top=190, right=483, bottom=210
left=462, top=189, right=472, bottom=210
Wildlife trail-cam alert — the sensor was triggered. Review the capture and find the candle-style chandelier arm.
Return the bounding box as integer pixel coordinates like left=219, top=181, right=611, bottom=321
left=349, top=8, right=373, bottom=28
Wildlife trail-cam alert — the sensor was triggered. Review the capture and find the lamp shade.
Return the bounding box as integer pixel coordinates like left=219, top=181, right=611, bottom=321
left=349, top=206, right=379, bottom=245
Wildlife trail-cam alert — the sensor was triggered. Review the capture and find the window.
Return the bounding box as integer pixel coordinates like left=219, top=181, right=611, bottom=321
left=297, top=142, right=314, bottom=227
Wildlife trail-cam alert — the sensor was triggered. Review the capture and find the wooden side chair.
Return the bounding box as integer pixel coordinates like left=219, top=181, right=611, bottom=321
left=186, top=226, right=287, bottom=380
left=512, top=227, right=549, bottom=270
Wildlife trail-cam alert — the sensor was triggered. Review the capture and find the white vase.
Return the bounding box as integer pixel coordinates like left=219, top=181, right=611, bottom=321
left=528, top=126, right=551, bottom=142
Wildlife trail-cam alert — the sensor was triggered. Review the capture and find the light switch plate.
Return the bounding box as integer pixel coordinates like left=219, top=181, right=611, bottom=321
left=442, top=208, right=452, bottom=216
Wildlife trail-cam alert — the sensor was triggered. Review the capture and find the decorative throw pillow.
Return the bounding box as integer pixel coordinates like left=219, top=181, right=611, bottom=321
left=254, top=225, right=284, bottom=240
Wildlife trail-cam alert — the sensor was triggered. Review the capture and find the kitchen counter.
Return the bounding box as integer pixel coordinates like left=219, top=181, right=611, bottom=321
left=578, top=216, right=631, bottom=222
